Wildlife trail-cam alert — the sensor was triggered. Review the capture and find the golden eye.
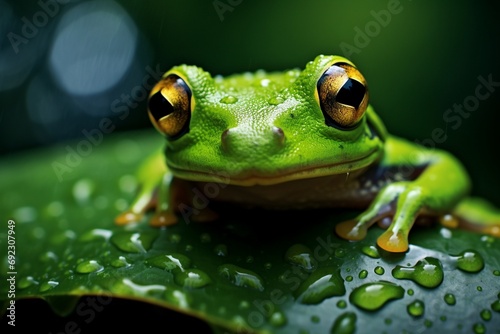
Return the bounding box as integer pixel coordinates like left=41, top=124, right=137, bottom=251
left=317, top=63, right=369, bottom=129
left=148, top=74, right=192, bottom=139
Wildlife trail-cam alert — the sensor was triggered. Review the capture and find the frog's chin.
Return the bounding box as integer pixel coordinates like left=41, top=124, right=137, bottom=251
left=168, top=150, right=381, bottom=186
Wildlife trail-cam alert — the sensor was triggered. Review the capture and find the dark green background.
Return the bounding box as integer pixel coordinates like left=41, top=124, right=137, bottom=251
left=1, top=0, right=499, bottom=206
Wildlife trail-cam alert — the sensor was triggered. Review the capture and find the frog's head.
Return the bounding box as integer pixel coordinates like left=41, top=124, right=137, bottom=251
left=147, top=55, right=387, bottom=186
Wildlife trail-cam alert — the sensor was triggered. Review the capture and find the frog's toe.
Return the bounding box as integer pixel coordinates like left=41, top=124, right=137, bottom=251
left=151, top=211, right=178, bottom=227
left=115, top=210, right=144, bottom=225
left=335, top=219, right=369, bottom=241
left=376, top=229, right=409, bottom=253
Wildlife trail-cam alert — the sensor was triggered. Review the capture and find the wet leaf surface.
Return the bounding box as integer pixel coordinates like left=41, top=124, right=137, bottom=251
left=1, top=130, right=500, bottom=333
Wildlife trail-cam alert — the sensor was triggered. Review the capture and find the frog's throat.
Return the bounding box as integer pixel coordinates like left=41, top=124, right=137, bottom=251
left=168, top=148, right=382, bottom=186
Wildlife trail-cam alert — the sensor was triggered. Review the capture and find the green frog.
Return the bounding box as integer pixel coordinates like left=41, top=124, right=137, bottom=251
left=115, top=55, right=499, bottom=253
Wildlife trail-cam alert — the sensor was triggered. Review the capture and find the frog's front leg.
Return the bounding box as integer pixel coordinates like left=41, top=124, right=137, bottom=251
left=336, top=137, right=471, bottom=253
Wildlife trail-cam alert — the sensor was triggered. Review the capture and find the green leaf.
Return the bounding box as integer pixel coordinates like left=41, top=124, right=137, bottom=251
left=1, top=130, right=500, bottom=333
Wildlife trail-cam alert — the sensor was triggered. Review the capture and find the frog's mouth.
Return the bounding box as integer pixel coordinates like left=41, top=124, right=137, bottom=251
left=168, top=148, right=381, bottom=186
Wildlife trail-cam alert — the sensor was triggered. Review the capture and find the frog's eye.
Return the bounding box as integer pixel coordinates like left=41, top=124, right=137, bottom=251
left=317, top=63, right=369, bottom=129
left=148, top=74, right=192, bottom=139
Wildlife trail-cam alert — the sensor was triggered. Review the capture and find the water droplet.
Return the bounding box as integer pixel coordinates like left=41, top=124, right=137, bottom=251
left=121, top=278, right=166, bottom=294
left=175, top=269, right=211, bottom=288
left=264, top=262, right=272, bottom=270
left=76, top=260, right=103, bottom=274
left=220, top=95, right=238, bottom=104
left=440, top=315, right=447, bottom=321
left=330, top=312, right=356, bottom=334
left=111, top=256, right=130, bottom=268
left=337, top=300, right=347, bottom=309
left=268, top=96, right=284, bottom=105
left=80, top=228, right=113, bottom=241
left=493, top=270, right=500, bottom=276
left=473, top=322, right=486, bottom=334
left=165, top=289, right=189, bottom=309
left=218, top=264, right=264, bottom=291
left=358, top=270, right=368, bottom=279
left=40, top=251, right=58, bottom=262
left=18, top=276, right=38, bottom=289
left=392, top=257, right=443, bottom=288
left=491, top=300, right=500, bottom=312
left=349, top=281, right=404, bottom=311
left=214, top=244, right=228, bottom=256
left=477, top=286, right=483, bottom=292
left=110, top=231, right=157, bottom=253
left=374, top=266, right=385, bottom=275
left=452, top=250, right=484, bottom=273
left=407, top=300, right=425, bottom=317
left=384, top=318, right=392, bottom=325
left=480, top=309, right=491, bottom=321
left=345, top=275, right=353, bottom=282
left=39, top=280, right=59, bottom=292
left=408, top=289, right=414, bottom=296
left=295, top=267, right=345, bottom=305
left=285, top=244, right=316, bottom=271
left=361, top=245, right=380, bottom=258
left=424, top=319, right=433, bottom=328
left=270, top=311, right=287, bottom=327
left=311, top=315, right=320, bottom=323
left=444, top=293, right=456, bottom=305
left=146, top=253, right=191, bottom=273
left=335, top=248, right=347, bottom=258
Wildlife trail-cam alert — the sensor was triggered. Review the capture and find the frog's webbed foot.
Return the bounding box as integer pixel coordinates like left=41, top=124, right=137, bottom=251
left=335, top=182, right=424, bottom=253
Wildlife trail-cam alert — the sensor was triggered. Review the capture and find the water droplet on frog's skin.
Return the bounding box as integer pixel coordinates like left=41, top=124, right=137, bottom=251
left=330, top=312, right=356, bottom=334
left=444, top=293, right=456, bottom=305
left=349, top=281, right=405, bottom=311
left=18, top=276, right=39, bottom=289
left=480, top=309, right=491, bottom=321
left=493, top=270, right=500, bottom=276
left=76, top=260, right=103, bottom=274
left=146, top=253, right=191, bottom=273
left=218, top=264, right=264, bottom=291
left=392, top=257, right=444, bottom=288
left=451, top=249, right=484, bottom=273
left=407, top=300, right=425, bottom=317
left=110, top=231, right=158, bottom=253
left=407, top=289, right=414, bottom=296
left=285, top=244, right=316, bottom=271
left=384, top=318, right=392, bottom=325
left=424, top=319, right=433, bottom=328
left=268, top=96, right=284, bottom=105
left=311, top=315, right=320, bottom=323
left=220, top=95, right=238, bottom=104
left=295, top=267, right=345, bottom=305
left=270, top=311, right=287, bottom=327
left=358, top=270, right=368, bottom=279
left=374, top=266, right=385, bottom=275
left=345, top=275, right=353, bottom=282
left=473, top=322, right=486, bottom=334
left=361, top=245, right=380, bottom=258
left=214, top=244, right=228, bottom=256
left=175, top=269, right=211, bottom=289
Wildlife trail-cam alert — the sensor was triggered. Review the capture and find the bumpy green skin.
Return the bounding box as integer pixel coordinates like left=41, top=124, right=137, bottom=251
left=119, top=55, right=498, bottom=253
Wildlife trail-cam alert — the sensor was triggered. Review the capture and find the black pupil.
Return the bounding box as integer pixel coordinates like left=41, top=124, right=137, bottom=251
left=336, top=78, right=365, bottom=109
left=148, top=91, right=174, bottom=121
